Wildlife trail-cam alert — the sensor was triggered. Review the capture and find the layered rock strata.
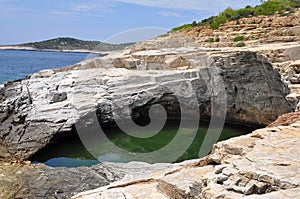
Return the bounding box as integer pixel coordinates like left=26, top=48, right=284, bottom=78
left=0, top=9, right=299, bottom=199
left=0, top=49, right=294, bottom=162
left=72, top=116, right=300, bottom=199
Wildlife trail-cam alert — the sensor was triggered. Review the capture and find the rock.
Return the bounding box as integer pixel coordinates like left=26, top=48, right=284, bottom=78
left=291, top=60, right=300, bottom=73
left=243, top=188, right=300, bottom=199
left=37, top=69, right=55, bottom=78
left=113, top=57, right=141, bottom=69
left=290, top=77, right=300, bottom=84
left=130, top=9, right=300, bottom=52
left=72, top=115, right=300, bottom=199
left=267, top=111, right=300, bottom=127
left=0, top=161, right=179, bottom=199
left=164, top=55, right=193, bottom=69
left=0, top=9, right=300, bottom=199
left=0, top=50, right=294, bottom=162
left=50, top=92, right=67, bottom=103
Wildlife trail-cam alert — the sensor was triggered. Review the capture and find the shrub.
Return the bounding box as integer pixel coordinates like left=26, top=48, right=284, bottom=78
left=210, top=14, right=227, bottom=30
left=237, top=8, right=255, bottom=18
left=207, top=37, right=221, bottom=43
left=171, top=0, right=300, bottom=32
left=236, top=42, right=246, bottom=47
left=171, top=24, right=193, bottom=32
left=233, top=36, right=245, bottom=42
left=208, top=38, right=215, bottom=43
left=192, top=21, right=198, bottom=27
left=254, top=0, right=300, bottom=16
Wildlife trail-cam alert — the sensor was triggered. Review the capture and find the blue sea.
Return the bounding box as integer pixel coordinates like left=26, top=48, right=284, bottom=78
left=0, top=50, right=96, bottom=85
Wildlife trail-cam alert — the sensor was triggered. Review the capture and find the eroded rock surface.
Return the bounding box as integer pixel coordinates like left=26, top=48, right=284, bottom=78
left=0, top=9, right=299, bottom=199
left=72, top=118, right=300, bottom=199
left=130, top=9, right=300, bottom=50
left=0, top=161, right=181, bottom=199
left=0, top=49, right=294, bottom=162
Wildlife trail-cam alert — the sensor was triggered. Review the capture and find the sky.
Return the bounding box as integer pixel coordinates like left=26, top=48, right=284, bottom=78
left=0, top=0, right=261, bottom=45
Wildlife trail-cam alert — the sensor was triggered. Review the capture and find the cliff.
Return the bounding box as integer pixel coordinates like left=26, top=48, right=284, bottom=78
left=0, top=49, right=294, bottom=162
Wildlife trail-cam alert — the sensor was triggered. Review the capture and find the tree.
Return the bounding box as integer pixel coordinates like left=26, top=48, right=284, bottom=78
left=192, top=21, right=198, bottom=27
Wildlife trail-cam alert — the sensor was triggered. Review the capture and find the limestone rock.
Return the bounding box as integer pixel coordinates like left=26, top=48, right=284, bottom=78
left=50, top=92, right=68, bottom=103
left=0, top=161, right=179, bottom=199
left=268, top=111, right=300, bottom=127
left=0, top=10, right=300, bottom=198
left=290, top=77, right=300, bottom=84
left=0, top=49, right=294, bottom=161
left=291, top=60, right=300, bottom=73
left=72, top=116, right=300, bottom=199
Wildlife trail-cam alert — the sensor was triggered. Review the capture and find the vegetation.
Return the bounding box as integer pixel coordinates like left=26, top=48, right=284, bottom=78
left=235, top=42, right=246, bottom=47
left=233, top=36, right=245, bottom=42
left=207, top=37, right=220, bottom=43
left=17, top=37, right=134, bottom=51
left=171, top=0, right=300, bottom=32
left=171, top=24, right=193, bottom=32
left=208, top=38, right=215, bottom=43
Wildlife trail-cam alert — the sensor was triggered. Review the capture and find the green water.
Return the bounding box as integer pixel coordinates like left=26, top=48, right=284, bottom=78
left=31, top=122, right=251, bottom=167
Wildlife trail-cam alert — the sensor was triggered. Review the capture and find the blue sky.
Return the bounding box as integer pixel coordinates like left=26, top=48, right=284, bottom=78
left=0, top=0, right=260, bottom=45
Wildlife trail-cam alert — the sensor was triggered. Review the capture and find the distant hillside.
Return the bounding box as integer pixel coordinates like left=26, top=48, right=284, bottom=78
left=12, top=37, right=134, bottom=52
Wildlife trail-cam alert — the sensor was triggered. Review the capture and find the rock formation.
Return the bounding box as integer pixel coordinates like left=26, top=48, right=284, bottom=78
left=0, top=161, right=181, bottom=198
left=0, top=8, right=299, bottom=199
left=72, top=116, right=300, bottom=199
left=0, top=49, right=294, bottom=162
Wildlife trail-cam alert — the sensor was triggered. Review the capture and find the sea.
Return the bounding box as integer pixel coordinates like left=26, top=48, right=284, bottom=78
left=0, top=50, right=97, bottom=85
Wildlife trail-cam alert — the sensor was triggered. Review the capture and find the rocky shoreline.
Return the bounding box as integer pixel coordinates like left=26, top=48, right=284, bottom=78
left=0, top=46, right=298, bottom=198
left=0, top=111, right=299, bottom=198
left=72, top=118, right=300, bottom=199
left=0, top=46, right=109, bottom=56
left=0, top=48, right=294, bottom=162
left=0, top=9, right=300, bottom=199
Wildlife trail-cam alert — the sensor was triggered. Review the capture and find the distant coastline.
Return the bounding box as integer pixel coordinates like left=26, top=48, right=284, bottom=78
left=0, top=46, right=109, bottom=56
left=0, top=37, right=134, bottom=55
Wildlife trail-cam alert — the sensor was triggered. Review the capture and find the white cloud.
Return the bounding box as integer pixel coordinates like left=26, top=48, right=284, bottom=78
left=69, top=0, right=115, bottom=13
left=71, top=4, right=93, bottom=12
left=50, top=11, right=104, bottom=18
left=50, top=0, right=114, bottom=18
left=113, top=0, right=260, bottom=11
left=157, top=11, right=180, bottom=17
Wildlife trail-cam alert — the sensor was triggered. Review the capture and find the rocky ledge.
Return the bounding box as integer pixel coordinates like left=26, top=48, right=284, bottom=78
left=0, top=160, right=183, bottom=198
left=72, top=115, right=300, bottom=199
left=0, top=9, right=300, bottom=199
left=0, top=46, right=297, bottom=198
left=0, top=48, right=295, bottom=162
left=0, top=112, right=299, bottom=199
